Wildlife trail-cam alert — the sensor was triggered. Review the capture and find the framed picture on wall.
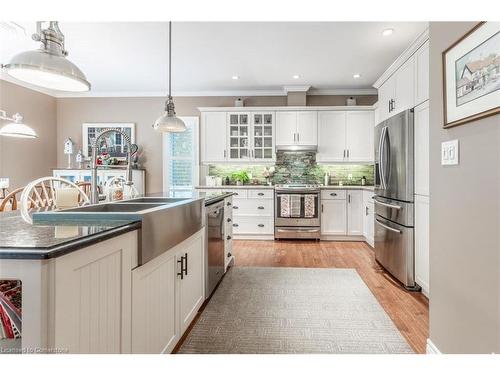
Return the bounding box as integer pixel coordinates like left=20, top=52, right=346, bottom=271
left=442, top=22, right=500, bottom=128
left=82, top=123, right=135, bottom=160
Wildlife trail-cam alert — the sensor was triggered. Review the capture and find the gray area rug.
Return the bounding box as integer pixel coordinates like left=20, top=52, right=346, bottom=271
left=179, top=267, right=413, bottom=354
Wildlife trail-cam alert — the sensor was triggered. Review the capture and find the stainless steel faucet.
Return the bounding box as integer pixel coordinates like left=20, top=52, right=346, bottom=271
left=90, top=128, right=133, bottom=204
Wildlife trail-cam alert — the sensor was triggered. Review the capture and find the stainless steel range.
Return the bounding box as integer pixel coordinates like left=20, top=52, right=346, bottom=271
left=274, top=184, right=321, bottom=239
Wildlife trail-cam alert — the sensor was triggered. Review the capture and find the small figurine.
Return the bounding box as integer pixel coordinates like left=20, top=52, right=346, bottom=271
left=75, top=150, right=84, bottom=169
left=64, top=138, right=74, bottom=168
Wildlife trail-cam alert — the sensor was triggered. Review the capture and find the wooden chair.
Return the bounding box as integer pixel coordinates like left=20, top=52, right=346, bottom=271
left=20, top=177, right=90, bottom=224
left=0, top=187, right=24, bottom=212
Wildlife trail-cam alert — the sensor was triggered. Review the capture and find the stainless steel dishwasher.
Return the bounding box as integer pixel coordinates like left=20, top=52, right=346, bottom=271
left=205, top=200, right=225, bottom=298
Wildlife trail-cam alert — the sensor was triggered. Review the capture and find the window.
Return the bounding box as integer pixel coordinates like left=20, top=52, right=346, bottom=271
left=163, top=117, right=199, bottom=197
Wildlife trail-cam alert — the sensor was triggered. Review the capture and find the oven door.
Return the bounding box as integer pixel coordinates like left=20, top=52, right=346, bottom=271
left=275, top=192, right=320, bottom=227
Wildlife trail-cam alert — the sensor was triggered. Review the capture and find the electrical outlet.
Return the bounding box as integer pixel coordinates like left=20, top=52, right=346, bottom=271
left=347, top=173, right=353, bottom=180
left=441, top=140, right=459, bottom=165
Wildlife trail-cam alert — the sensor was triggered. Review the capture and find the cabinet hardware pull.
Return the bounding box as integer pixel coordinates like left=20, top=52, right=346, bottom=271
left=233, top=223, right=239, bottom=227
left=184, top=253, right=188, bottom=276
left=297, top=133, right=300, bottom=143
left=330, top=193, right=337, bottom=196
left=227, top=235, right=232, bottom=240
left=227, top=202, right=232, bottom=206
left=321, top=204, right=324, bottom=213
left=343, top=149, right=346, bottom=158
left=258, top=192, right=264, bottom=196
left=348, top=194, right=351, bottom=203
left=224, top=150, right=227, bottom=158
left=258, top=224, right=265, bottom=227
left=227, top=252, right=232, bottom=258
left=233, top=206, right=239, bottom=209
left=257, top=206, right=265, bottom=209
left=388, top=100, right=391, bottom=113
left=366, top=206, right=369, bottom=216
left=227, top=218, right=232, bottom=222
left=177, top=258, right=184, bottom=280
left=347, top=149, right=349, bottom=158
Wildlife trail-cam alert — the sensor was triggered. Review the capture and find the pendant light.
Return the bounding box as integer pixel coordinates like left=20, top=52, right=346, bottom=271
left=153, top=22, right=187, bottom=133
left=2, top=21, right=90, bottom=92
left=0, top=111, right=37, bottom=139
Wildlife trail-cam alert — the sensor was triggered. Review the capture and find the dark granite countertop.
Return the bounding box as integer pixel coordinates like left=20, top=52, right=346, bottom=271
left=0, top=211, right=141, bottom=260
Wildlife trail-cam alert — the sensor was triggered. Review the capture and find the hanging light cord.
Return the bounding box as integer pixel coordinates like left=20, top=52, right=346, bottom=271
left=168, top=21, right=172, bottom=98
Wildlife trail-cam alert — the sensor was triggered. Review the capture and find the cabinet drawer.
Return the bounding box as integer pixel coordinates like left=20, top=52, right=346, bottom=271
left=232, top=216, right=274, bottom=234
left=247, top=189, right=273, bottom=199
left=232, top=198, right=273, bottom=216
left=222, top=189, right=248, bottom=198
left=321, top=190, right=346, bottom=200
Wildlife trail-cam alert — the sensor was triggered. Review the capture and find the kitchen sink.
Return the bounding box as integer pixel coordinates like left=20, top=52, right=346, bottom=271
left=124, top=197, right=189, bottom=204
left=68, top=202, right=163, bottom=213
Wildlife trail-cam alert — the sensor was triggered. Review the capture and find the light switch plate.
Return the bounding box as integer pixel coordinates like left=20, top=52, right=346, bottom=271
left=441, top=139, right=459, bottom=165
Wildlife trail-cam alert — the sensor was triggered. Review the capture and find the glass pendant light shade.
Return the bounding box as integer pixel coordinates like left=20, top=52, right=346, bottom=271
left=0, top=113, right=37, bottom=139
left=3, top=21, right=90, bottom=92
left=153, top=96, right=187, bottom=133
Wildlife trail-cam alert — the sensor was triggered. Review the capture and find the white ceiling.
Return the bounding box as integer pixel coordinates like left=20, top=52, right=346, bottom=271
left=0, top=22, right=428, bottom=97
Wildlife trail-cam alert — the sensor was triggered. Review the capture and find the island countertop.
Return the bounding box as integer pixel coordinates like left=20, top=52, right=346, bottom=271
left=0, top=211, right=141, bottom=260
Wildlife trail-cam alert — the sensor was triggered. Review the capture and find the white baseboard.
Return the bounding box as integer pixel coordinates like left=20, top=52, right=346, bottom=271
left=320, top=235, right=366, bottom=242
left=426, top=339, right=441, bottom=354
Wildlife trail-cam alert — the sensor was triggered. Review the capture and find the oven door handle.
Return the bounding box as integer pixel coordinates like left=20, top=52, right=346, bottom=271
left=276, top=228, right=320, bottom=233
left=375, top=219, right=401, bottom=234
left=374, top=199, right=401, bottom=210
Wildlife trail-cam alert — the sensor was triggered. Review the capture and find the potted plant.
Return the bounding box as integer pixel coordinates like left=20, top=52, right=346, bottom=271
left=231, top=171, right=250, bottom=186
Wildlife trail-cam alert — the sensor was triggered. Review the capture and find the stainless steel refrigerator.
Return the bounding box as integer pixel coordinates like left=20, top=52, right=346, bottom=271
left=374, top=109, right=419, bottom=290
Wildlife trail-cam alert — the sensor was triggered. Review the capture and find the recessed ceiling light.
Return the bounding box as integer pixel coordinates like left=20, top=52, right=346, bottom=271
left=292, top=75, right=300, bottom=79
left=382, top=28, right=394, bottom=36
left=353, top=74, right=361, bottom=79
left=231, top=75, right=239, bottom=80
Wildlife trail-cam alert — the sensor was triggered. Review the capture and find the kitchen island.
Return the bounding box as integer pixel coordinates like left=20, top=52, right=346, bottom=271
left=0, top=190, right=233, bottom=354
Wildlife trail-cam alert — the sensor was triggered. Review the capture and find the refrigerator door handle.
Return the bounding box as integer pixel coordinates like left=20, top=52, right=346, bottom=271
left=375, top=218, right=401, bottom=234
left=378, top=126, right=387, bottom=189
left=374, top=199, right=402, bottom=210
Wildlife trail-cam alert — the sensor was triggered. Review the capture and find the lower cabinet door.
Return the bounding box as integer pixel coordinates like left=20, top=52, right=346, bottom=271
left=363, top=202, right=375, bottom=246
left=178, top=231, right=205, bottom=334
left=54, top=231, right=137, bottom=354
left=321, top=199, right=347, bottom=235
left=347, top=190, right=363, bottom=236
left=415, top=194, right=430, bottom=297
left=132, top=249, right=178, bottom=354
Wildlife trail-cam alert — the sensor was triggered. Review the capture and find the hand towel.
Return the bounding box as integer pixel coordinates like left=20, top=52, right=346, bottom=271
left=280, top=194, right=290, bottom=217
left=304, top=194, right=316, bottom=218
left=290, top=195, right=301, bottom=217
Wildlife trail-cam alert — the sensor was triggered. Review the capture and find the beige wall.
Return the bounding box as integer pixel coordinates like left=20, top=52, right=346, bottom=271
left=56, top=94, right=377, bottom=193
left=0, top=80, right=57, bottom=189
left=429, top=22, right=500, bottom=353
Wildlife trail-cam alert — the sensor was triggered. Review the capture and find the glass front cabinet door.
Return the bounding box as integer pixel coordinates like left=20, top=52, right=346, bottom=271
left=252, top=112, right=275, bottom=161
left=228, top=113, right=251, bottom=160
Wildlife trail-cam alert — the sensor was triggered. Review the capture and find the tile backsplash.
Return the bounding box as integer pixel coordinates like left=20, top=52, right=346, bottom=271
left=207, top=151, right=374, bottom=185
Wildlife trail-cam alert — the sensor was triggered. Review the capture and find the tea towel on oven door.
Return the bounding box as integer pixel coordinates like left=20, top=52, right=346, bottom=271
left=304, top=194, right=315, bottom=218
left=280, top=194, right=290, bottom=217
left=290, top=195, right=301, bottom=217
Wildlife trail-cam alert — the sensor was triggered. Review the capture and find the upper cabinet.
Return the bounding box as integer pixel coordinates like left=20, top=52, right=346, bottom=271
left=374, top=33, right=429, bottom=123
left=228, top=113, right=251, bottom=160
left=201, top=112, right=227, bottom=162
left=317, top=110, right=374, bottom=163
left=251, top=113, right=275, bottom=161
left=276, top=111, right=317, bottom=146
left=414, top=40, right=430, bottom=106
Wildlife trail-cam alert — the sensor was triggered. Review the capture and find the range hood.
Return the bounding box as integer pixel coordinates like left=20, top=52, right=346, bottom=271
left=276, top=144, right=318, bottom=152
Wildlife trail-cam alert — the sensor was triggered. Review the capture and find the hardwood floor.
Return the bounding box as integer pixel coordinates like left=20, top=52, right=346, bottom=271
left=232, top=239, right=429, bottom=354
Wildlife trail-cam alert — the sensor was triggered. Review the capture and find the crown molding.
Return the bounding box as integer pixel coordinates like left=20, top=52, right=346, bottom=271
left=372, top=26, right=430, bottom=89
left=308, top=88, right=377, bottom=95
left=198, top=105, right=375, bottom=112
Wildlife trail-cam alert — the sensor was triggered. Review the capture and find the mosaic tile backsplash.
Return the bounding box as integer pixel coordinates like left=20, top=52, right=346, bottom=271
left=208, top=151, right=374, bottom=186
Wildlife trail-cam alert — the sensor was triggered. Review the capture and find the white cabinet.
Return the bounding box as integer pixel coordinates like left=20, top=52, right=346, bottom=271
left=414, top=101, right=429, bottom=196
left=201, top=112, right=227, bottom=163
left=227, top=112, right=251, bottom=160
left=317, top=111, right=373, bottom=163
left=177, top=232, right=205, bottom=334
left=317, top=111, right=346, bottom=162
left=378, top=76, right=395, bottom=122
left=276, top=111, right=317, bottom=146
left=394, top=56, right=415, bottom=114
left=251, top=113, right=275, bottom=161
left=362, top=191, right=374, bottom=247
left=321, top=199, right=347, bottom=235
left=345, top=111, right=374, bottom=162
left=415, top=195, right=430, bottom=297
left=414, top=40, right=430, bottom=106
left=131, top=246, right=178, bottom=354
left=131, top=229, right=205, bottom=353
left=53, top=231, right=138, bottom=354
left=347, top=190, right=363, bottom=236
left=224, top=196, right=234, bottom=271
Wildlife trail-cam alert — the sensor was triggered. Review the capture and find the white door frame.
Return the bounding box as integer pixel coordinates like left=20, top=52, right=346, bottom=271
left=162, top=116, right=200, bottom=193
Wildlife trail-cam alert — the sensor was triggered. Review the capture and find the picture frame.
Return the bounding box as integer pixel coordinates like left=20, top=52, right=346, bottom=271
left=442, top=22, right=500, bottom=128
left=82, top=123, right=135, bottom=160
